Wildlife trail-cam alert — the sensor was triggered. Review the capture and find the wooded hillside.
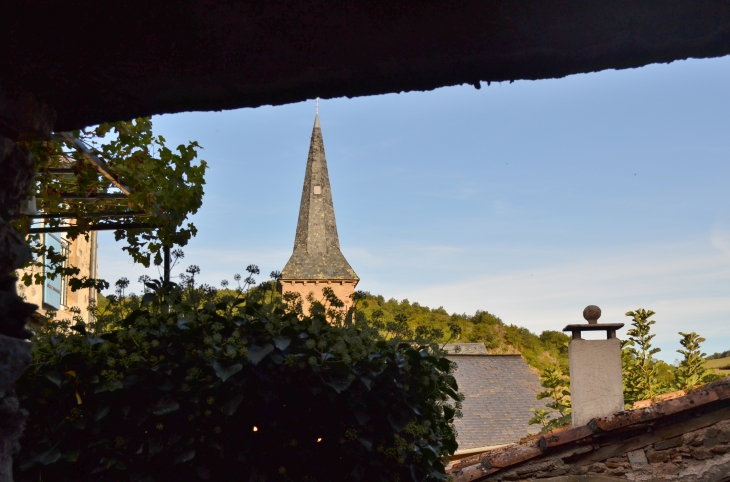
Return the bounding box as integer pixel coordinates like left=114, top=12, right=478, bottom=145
left=352, top=293, right=570, bottom=373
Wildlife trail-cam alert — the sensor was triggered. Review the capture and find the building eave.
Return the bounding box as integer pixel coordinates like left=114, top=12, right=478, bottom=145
left=4, top=2, right=730, bottom=130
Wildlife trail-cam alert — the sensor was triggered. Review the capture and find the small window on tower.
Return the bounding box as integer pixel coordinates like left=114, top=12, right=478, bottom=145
left=313, top=185, right=322, bottom=195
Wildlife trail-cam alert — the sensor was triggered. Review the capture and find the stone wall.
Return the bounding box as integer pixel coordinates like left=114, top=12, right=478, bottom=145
left=477, top=419, right=730, bottom=482
left=0, top=89, right=55, bottom=482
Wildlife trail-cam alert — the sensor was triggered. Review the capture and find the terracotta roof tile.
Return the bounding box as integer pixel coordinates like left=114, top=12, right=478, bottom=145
left=591, top=378, right=730, bottom=432
left=482, top=445, right=543, bottom=469
left=539, top=424, right=594, bottom=450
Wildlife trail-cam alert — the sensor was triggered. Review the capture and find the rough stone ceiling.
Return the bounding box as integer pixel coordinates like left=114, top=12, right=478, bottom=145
left=3, top=1, right=730, bottom=130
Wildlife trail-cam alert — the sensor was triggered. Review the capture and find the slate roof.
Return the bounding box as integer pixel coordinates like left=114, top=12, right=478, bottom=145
left=447, top=354, right=543, bottom=451
left=281, top=115, right=358, bottom=281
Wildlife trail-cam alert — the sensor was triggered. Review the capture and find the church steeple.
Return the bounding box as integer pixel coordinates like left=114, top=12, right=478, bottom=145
left=280, top=114, right=358, bottom=281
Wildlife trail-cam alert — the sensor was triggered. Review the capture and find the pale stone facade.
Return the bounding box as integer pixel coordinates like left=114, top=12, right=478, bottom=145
left=17, top=231, right=98, bottom=324
left=279, top=115, right=358, bottom=315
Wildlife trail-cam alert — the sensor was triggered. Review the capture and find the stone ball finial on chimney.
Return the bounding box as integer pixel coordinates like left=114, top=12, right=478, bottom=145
left=583, top=305, right=601, bottom=324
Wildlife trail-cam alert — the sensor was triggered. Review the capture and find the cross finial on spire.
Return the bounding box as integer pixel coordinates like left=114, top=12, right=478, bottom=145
left=316, top=97, right=319, bottom=116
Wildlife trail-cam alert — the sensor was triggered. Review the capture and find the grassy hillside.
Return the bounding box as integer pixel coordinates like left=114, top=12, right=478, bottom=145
left=706, top=356, right=730, bottom=376
left=353, top=293, right=569, bottom=373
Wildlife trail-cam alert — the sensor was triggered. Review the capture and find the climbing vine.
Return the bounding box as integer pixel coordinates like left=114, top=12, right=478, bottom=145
left=15, top=118, right=206, bottom=292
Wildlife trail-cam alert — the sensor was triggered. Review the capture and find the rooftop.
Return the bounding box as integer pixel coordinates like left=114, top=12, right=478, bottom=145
left=448, top=376, right=730, bottom=481
left=447, top=353, right=543, bottom=452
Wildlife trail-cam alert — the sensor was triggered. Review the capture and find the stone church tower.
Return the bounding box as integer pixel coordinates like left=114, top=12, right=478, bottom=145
left=279, top=114, right=359, bottom=313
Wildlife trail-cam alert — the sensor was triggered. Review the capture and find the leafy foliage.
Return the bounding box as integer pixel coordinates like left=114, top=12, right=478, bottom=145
left=528, top=366, right=571, bottom=433
left=620, top=310, right=722, bottom=406
left=526, top=409, right=551, bottom=432
left=675, top=332, right=722, bottom=392
left=16, top=118, right=206, bottom=292
left=675, top=331, right=707, bottom=392
left=621, top=308, right=662, bottom=404
left=16, top=272, right=460, bottom=482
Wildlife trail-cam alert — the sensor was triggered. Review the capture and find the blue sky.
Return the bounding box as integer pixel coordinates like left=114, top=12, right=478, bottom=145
left=99, top=56, right=730, bottom=361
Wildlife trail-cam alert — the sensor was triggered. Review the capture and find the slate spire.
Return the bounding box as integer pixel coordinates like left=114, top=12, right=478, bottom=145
left=281, top=115, right=358, bottom=281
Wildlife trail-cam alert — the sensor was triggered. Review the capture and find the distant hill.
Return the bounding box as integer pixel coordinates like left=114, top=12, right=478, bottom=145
left=353, top=293, right=569, bottom=373
left=707, top=350, right=730, bottom=360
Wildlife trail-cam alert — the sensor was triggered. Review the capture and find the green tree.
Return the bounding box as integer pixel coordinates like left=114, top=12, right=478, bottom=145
left=675, top=331, right=714, bottom=392
left=622, top=308, right=661, bottom=404
left=17, top=118, right=206, bottom=292
left=528, top=366, right=571, bottom=433
left=654, top=359, right=676, bottom=387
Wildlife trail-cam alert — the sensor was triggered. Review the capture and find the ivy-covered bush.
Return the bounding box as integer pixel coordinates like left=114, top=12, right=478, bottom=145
left=16, top=276, right=460, bottom=482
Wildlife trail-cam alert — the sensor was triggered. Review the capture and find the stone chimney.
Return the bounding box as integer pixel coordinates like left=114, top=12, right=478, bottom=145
left=563, top=305, right=625, bottom=427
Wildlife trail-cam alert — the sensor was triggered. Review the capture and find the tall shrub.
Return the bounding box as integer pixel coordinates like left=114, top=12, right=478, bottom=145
left=675, top=331, right=718, bottom=392
left=16, top=277, right=460, bottom=482
left=622, top=309, right=662, bottom=404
